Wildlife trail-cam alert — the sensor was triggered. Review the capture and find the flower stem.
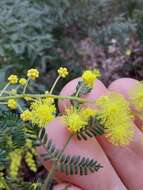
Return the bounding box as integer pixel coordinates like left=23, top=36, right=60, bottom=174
left=17, top=103, right=23, bottom=112
left=23, top=78, right=30, bottom=94
left=0, top=94, right=95, bottom=104
left=50, top=75, right=61, bottom=94
left=0, top=83, right=10, bottom=96
left=43, top=133, right=74, bottom=190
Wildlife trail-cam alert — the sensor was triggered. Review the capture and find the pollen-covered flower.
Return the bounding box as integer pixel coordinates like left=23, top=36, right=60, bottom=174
left=82, top=69, right=100, bottom=87
left=80, top=107, right=97, bottom=120
left=8, top=75, right=18, bottom=84
left=7, top=99, right=17, bottom=110
left=96, top=92, right=134, bottom=146
left=19, top=78, right=27, bottom=85
left=64, top=107, right=88, bottom=133
left=27, top=69, right=39, bottom=80
left=105, top=124, right=134, bottom=146
left=30, top=98, right=56, bottom=127
left=58, top=67, right=69, bottom=78
left=9, top=149, right=22, bottom=178
left=20, top=110, right=32, bottom=122
left=130, top=82, right=143, bottom=111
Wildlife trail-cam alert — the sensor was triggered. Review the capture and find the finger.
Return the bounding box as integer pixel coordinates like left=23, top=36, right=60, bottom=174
left=58, top=78, right=108, bottom=113
left=59, top=77, right=143, bottom=189
left=53, top=183, right=83, bottom=190
left=108, top=78, right=143, bottom=130
left=97, top=125, right=143, bottom=190
left=37, top=117, right=127, bottom=190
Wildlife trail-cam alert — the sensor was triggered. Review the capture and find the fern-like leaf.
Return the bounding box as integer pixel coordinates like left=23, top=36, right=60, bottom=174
left=77, top=116, right=104, bottom=141
left=38, top=128, right=103, bottom=176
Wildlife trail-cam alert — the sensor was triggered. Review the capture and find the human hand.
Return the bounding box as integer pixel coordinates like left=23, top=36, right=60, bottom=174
left=38, top=78, right=143, bottom=190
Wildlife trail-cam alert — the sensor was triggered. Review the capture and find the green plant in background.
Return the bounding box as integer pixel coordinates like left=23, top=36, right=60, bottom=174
left=0, top=0, right=142, bottom=87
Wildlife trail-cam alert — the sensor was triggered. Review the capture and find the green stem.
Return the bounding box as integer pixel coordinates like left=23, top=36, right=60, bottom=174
left=0, top=83, right=10, bottom=96
left=50, top=75, right=61, bottom=94
left=75, top=83, right=83, bottom=97
left=17, top=103, right=23, bottom=112
left=23, top=78, right=30, bottom=94
left=0, top=102, right=7, bottom=105
left=43, top=133, right=74, bottom=190
left=0, top=94, right=95, bottom=104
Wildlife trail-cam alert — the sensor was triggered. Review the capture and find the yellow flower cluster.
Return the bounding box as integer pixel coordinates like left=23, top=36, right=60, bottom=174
left=20, top=110, right=32, bottom=122
left=9, top=150, right=22, bottom=178
left=64, top=107, right=96, bottom=133
left=19, top=78, right=27, bottom=85
left=96, top=92, right=134, bottom=146
left=130, top=82, right=143, bottom=111
left=30, top=98, right=56, bottom=127
left=8, top=75, right=18, bottom=84
left=25, top=152, right=37, bottom=172
left=27, top=69, right=39, bottom=80
left=58, top=67, right=69, bottom=78
left=82, top=69, right=101, bottom=87
left=7, top=99, right=17, bottom=110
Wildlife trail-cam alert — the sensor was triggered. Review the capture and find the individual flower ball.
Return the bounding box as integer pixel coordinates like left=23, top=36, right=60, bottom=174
left=82, top=69, right=100, bottom=87
left=58, top=67, right=69, bottom=78
left=96, top=92, right=135, bottom=146
left=8, top=75, right=18, bottom=84
left=27, top=69, right=39, bottom=80
left=30, top=98, right=56, bottom=128
left=63, top=107, right=95, bottom=133
left=20, top=110, right=32, bottom=122
left=7, top=99, right=17, bottom=110
left=19, top=78, right=27, bottom=86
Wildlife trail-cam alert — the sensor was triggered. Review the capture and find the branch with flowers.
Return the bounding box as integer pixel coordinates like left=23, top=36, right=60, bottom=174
left=0, top=67, right=143, bottom=189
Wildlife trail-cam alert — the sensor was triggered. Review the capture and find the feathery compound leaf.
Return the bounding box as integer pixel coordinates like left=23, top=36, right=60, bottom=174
left=38, top=128, right=103, bottom=176
left=77, top=116, right=104, bottom=141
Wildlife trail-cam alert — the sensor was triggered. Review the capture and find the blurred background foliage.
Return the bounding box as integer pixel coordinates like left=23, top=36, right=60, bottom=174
left=0, top=0, right=143, bottom=90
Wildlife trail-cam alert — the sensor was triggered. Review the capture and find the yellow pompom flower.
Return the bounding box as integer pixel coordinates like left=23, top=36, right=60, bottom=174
left=8, top=74, right=18, bottom=84
left=64, top=107, right=88, bottom=133
left=20, top=110, right=32, bottom=122
left=7, top=99, right=17, bottom=110
left=19, top=78, right=27, bottom=85
left=30, top=98, right=56, bottom=127
left=27, top=69, right=39, bottom=80
left=96, top=92, right=134, bottom=146
left=25, top=152, right=37, bottom=172
left=9, top=150, right=22, bottom=178
left=105, top=124, right=134, bottom=146
left=130, top=82, right=143, bottom=111
left=58, top=67, right=69, bottom=78
left=82, top=69, right=100, bottom=87
left=80, top=107, right=97, bottom=120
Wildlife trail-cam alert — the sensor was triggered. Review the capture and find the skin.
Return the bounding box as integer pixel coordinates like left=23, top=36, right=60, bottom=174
left=37, top=78, right=143, bottom=190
